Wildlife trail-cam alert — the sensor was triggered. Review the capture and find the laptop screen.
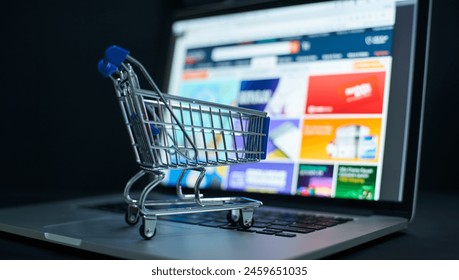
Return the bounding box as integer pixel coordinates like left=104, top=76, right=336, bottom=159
left=163, top=0, right=423, bottom=204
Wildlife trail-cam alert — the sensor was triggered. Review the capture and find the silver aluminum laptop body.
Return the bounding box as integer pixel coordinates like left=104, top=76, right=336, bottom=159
left=0, top=0, right=431, bottom=260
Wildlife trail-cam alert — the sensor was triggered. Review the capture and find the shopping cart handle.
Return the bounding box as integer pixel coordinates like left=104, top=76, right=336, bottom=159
left=105, top=45, right=129, bottom=66
left=97, top=45, right=130, bottom=77
left=98, top=59, right=118, bottom=77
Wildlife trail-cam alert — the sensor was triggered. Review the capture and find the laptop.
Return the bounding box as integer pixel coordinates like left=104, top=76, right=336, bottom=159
left=0, top=0, right=431, bottom=259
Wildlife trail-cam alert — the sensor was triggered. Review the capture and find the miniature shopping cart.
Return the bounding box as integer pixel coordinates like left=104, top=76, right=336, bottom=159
left=98, top=46, right=270, bottom=239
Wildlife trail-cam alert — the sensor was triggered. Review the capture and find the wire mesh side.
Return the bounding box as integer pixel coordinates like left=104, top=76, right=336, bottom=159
left=140, top=92, right=268, bottom=169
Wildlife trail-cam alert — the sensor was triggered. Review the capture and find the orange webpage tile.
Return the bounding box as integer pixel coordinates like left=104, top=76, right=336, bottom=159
left=300, top=118, right=382, bottom=162
left=182, top=70, right=209, bottom=80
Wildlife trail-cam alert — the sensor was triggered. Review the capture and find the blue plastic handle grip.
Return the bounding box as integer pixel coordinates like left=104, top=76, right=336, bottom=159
left=97, top=45, right=130, bottom=77
left=97, top=60, right=118, bottom=77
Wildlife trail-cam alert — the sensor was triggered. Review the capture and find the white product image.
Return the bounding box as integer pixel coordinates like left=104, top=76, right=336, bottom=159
left=330, top=125, right=377, bottom=159
left=269, top=122, right=301, bottom=159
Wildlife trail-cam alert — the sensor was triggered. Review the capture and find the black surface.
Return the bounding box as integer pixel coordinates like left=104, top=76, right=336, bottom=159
left=1, top=0, right=458, bottom=260
left=0, top=189, right=458, bottom=260
left=327, top=190, right=459, bottom=259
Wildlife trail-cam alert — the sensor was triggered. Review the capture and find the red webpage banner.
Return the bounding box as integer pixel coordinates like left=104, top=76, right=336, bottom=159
left=306, top=71, right=386, bottom=114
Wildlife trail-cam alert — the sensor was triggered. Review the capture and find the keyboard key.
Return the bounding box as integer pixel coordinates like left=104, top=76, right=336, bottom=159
left=290, top=223, right=326, bottom=230
left=270, top=221, right=292, bottom=226
left=237, top=228, right=257, bottom=233
left=314, top=221, right=340, bottom=227
left=283, top=227, right=315, bottom=234
left=267, top=225, right=315, bottom=234
left=275, top=232, right=297, bottom=238
left=252, top=222, right=272, bottom=228
left=199, top=221, right=229, bottom=227
left=262, top=228, right=283, bottom=233
left=256, top=230, right=276, bottom=235
left=220, top=225, right=239, bottom=230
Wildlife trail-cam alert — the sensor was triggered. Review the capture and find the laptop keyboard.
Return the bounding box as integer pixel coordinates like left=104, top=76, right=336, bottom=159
left=162, top=210, right=353, bottom=237
left=87, top=202, right=353, bottom=238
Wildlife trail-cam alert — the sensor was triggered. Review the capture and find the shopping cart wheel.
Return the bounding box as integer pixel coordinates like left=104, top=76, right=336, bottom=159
left=239, top=209, right=255, bottom=229
left=125, top=205, right=140, bottom=225
left=226, top=210, right=240, bottom=226
left=227, top=209, right=255, bottom=228
left=139, top=216, right=157, bottom=240
left=139, top=224, right=156, bottom=240
left=238, top=215, right=255, bottom=229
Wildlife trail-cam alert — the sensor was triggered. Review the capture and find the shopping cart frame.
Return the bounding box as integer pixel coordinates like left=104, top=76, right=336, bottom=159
left=98, top=46, right=270, bottom=239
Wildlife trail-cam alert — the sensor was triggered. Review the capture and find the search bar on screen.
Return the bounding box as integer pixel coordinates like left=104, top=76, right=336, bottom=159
left=211, top=40, right=300, bottom=61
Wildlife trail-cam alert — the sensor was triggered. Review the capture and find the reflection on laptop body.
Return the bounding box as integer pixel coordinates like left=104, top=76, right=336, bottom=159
left=0, top=0, right=431, bottom=259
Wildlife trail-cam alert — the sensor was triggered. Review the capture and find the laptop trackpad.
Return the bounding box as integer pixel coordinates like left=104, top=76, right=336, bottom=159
left=43, top=216, right=211, bottom=245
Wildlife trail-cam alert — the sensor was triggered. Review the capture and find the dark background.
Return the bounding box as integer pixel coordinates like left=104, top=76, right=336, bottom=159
left=1, top=0, right=458, bottom=206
